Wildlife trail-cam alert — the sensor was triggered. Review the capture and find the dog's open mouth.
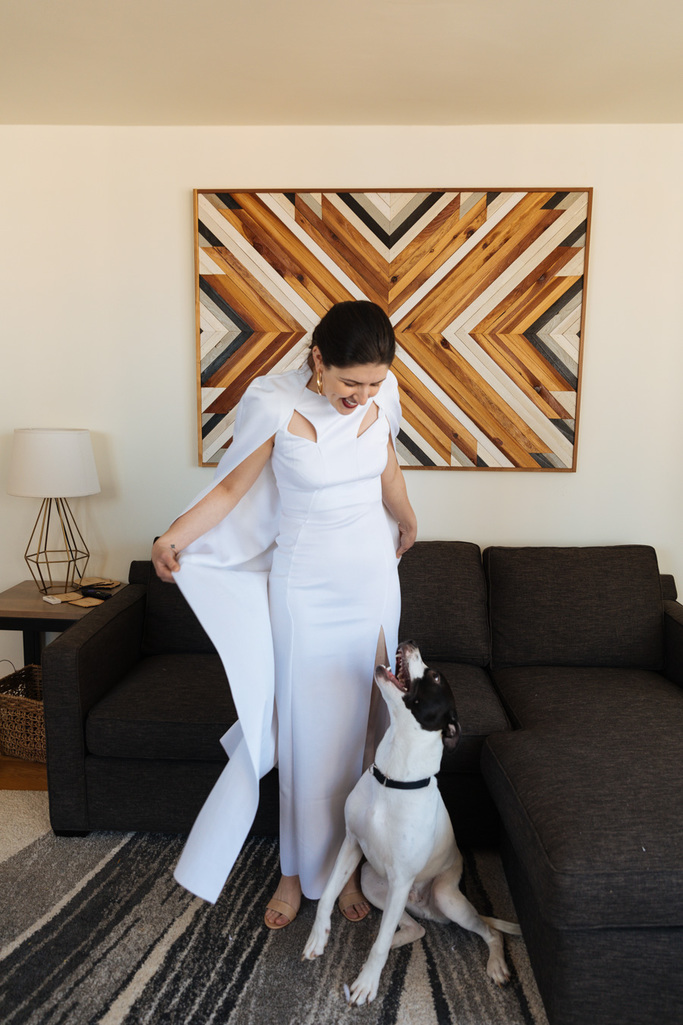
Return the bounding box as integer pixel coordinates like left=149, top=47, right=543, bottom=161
left=383, top=650, right=409, bottom=692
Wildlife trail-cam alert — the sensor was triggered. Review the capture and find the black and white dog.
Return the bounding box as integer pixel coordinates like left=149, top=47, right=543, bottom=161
left=303, top=641, right=521, bottom=1005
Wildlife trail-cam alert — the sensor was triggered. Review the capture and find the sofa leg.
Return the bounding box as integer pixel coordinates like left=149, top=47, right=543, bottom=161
left=53, top=829, right=90, bottom=837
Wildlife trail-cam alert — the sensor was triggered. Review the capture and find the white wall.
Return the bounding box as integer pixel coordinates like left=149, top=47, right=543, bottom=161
left=1, top=124, right=682, bottom=666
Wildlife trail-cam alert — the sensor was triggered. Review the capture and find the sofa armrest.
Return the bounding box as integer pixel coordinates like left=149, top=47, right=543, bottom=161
left=41, top=583, right=147, bottom=831
left=663, top=600, right=683, bottom=690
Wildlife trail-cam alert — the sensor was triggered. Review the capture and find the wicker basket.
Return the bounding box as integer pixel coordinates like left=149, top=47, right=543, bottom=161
left=0, top=665, right=46, bottom=762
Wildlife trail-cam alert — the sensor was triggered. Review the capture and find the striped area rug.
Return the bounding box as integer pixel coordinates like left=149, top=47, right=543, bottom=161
left=0, top=793, right=548, bottom=1025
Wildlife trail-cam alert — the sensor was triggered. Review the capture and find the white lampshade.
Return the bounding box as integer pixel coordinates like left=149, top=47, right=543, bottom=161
left=8, top=429, right=101, bottom=498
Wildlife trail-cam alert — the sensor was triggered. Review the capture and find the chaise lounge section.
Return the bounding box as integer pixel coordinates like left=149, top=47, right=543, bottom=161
left=481, top=545, right=683, bottom=1025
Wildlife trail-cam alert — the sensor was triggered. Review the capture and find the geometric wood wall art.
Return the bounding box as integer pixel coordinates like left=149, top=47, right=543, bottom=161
left=195, top=188, right=592, bottom=469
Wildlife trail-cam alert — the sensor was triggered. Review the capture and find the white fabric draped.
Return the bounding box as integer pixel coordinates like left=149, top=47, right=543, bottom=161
left=172, top=366, right=401, bottom=903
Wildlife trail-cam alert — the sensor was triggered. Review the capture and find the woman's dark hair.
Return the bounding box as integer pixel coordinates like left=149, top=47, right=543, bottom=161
left=312, top=301, right=395, bottom=368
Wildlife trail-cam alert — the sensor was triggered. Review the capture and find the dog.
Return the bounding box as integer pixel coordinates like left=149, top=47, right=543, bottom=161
left=302, top=640, right=521, bottom=1005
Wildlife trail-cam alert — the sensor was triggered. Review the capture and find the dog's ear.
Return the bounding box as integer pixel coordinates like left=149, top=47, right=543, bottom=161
left=443, top=715, right=461, bottom=750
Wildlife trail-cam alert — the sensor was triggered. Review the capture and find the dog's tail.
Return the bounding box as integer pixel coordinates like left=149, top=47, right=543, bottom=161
left=481, top=915, right=522, bottom=936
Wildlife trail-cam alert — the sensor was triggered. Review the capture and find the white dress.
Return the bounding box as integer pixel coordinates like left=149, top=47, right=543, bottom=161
left=270, top=385, right=400, bottom=897
left=172, top=366, right=401, bottom=903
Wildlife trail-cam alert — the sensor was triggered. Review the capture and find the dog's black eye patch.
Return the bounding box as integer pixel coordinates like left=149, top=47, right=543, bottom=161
left=403, top=675, right=459, bottom=739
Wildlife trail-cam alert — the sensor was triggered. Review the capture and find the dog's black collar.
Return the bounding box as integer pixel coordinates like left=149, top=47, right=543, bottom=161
left=371, top=764, right=432, bottom=790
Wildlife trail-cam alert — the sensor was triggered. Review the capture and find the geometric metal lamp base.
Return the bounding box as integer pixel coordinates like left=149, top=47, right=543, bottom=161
left=24, top=497, right=90, bottom=594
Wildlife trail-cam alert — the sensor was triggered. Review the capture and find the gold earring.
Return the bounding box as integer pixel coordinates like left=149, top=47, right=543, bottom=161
left=316, top=369, right=324, bottom=395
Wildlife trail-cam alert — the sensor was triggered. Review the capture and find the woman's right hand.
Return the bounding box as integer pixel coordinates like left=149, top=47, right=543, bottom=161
left=149, top=434, right=276, bottom=585
left=152, top=538, right=182, bottom=583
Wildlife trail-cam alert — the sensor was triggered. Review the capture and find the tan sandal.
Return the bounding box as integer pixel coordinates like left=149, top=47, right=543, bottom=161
left=264, top=897, right=299, bottom=930
left=338, top=890, right=370, bottom=922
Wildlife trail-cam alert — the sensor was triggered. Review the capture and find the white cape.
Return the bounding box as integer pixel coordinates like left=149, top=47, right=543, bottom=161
left=172, top=365, right=401, bottom=903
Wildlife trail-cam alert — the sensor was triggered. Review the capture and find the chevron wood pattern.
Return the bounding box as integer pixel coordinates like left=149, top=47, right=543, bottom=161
left=195, top=189, right=592, bottom=469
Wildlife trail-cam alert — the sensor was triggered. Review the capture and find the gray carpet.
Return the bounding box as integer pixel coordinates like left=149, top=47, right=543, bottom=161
left=0, top=792, right=548, bottom=1025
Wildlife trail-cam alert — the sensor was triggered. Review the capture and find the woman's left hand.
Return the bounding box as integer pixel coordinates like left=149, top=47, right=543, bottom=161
left=396, top=519, right=417, bottom=558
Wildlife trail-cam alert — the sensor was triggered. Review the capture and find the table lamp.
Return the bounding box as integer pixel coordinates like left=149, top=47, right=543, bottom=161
left=7, top=428, right=101, bottom=594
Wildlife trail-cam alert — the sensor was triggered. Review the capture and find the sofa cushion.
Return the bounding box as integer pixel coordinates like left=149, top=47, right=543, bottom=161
left=399, top=541, right=490, bottom=666
left=491, top=666, right=683, bottom=731
left=433, top=662, right=509, bottom=772
left=86, top=653, right=233, bottom=760
left=484, top=545, right=664, bottom=670
left=129, top=561, right=217, bottom=656
left=482, top=728, right=683, bottom=929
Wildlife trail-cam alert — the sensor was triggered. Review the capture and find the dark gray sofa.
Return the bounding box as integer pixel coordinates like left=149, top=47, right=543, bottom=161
left=41, top=541, right=683, bottom=1025
left=41, top=541, right=505, bottom=844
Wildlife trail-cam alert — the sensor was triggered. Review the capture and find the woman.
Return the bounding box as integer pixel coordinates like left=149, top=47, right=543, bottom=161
left=152, top=301, right=417, bottom=929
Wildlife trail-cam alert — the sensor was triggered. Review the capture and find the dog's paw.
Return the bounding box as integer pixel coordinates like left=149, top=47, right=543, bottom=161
left=348, top=966, right=381, bottom=1005
left=302, top=923, right=330, bottom=961
left=486, top=953, right=511, bottom=987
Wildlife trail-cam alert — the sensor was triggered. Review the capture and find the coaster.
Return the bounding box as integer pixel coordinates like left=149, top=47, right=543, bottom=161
left=79, top=577, right=120, bottom=589
left=68, top=597, right=104, bottom=608
left=49, top=592, right=84, bottom=603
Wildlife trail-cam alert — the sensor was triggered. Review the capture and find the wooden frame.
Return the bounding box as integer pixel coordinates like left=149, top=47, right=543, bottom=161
left=194, top=189, right=592, bottom=469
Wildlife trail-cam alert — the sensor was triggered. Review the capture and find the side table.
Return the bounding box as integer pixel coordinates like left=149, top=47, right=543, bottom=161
left=0, top=580, right=126, bottom=665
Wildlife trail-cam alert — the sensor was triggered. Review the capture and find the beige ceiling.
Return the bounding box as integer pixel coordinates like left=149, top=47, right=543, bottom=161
left=1, top=0, right=682, bottom=126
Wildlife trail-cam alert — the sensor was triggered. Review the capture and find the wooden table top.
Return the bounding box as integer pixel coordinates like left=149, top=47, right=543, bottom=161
left=0, top=580, right=125, bottom=623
